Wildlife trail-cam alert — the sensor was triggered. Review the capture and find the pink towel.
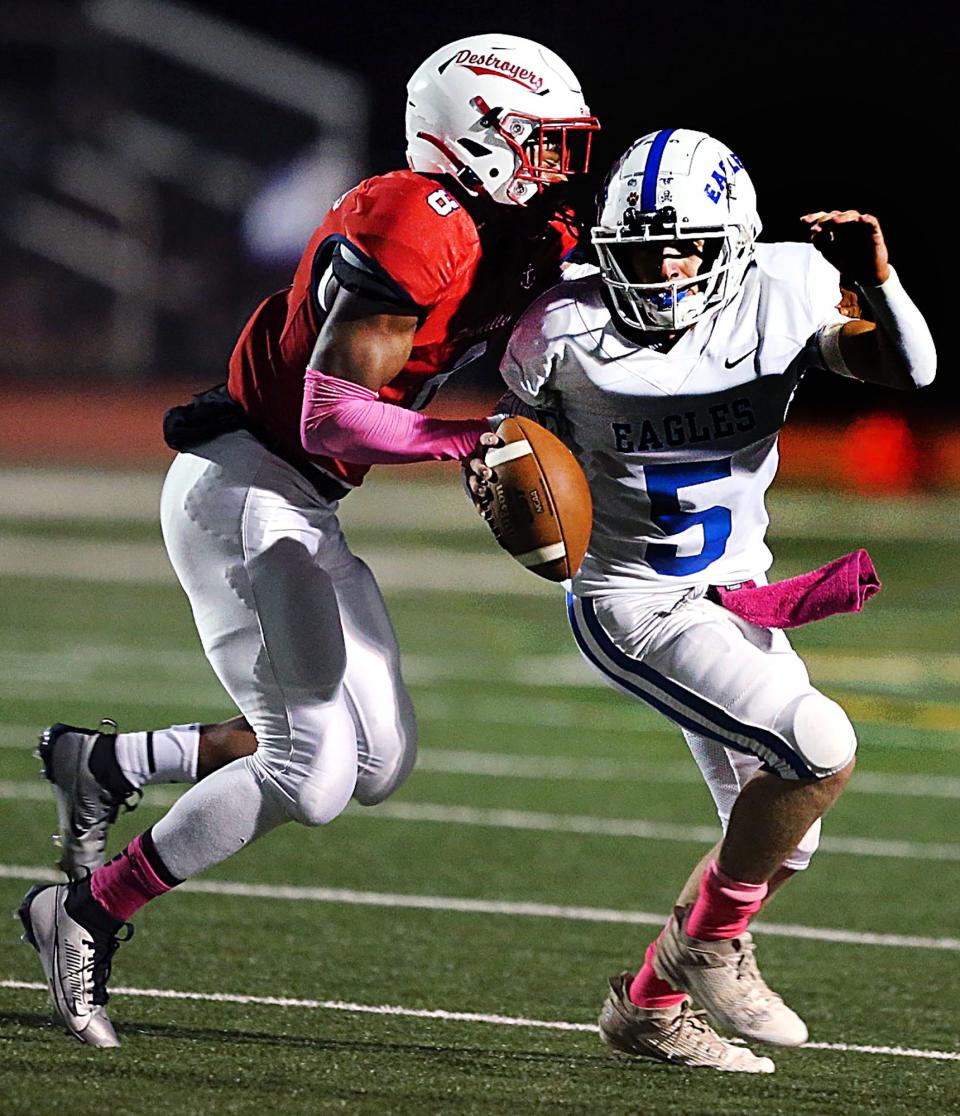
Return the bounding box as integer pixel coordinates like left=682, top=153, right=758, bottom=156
left=712, top=549, right=881, bottom=629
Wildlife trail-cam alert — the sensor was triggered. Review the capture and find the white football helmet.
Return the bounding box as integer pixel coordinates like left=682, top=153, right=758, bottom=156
left=592, top=129, right=762, bottom=331
left=406, top=34, right=598, bottom=207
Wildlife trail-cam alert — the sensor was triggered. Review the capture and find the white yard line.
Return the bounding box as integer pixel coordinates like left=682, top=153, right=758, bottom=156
left=0, top=638, right=959, bottom=739
left=0, top=978, right=595, bottom=1033
left=1, top=864, right=958, bottom=952
left=0, top=676, right=229, bottom=709
left=0, top=469, right=164, bottom=521
left=2, top=554, right=960, bottom=688
left=0, top=538, right=176, bottom=585
left=2, top=723, right=959, bottom=798
left=411, top=748, right=960, bottom=801
left=1, top=779, right=958, bottom=862
left=367, top=802, right=960, bottom=862
left=0, top=781, right=172, bottom=807
left=1, top=857, right=960, bottom=955
left=3, top=466, right=959, bottom=542
left=0, top=977, right=956, bottom=1061
left=0, top=537, right=552, bottom=596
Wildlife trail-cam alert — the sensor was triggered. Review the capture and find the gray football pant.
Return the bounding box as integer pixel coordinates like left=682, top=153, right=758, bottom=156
left=152, top=430, right=417, bottom=880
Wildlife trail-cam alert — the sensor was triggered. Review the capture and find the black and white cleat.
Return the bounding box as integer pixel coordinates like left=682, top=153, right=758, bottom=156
left=18, top=879, right=132, bottom=1049
left=37, top=720, right=139, bottom=877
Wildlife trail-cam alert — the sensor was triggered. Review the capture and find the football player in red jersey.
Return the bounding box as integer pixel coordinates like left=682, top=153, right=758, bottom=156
left=18, top=34, right=599, bottom=1048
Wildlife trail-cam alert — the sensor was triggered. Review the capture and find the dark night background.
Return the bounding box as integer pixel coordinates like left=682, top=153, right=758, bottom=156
left=191, top=0, right=951, bottom=420
left=1, top=0, right=951, bottom=422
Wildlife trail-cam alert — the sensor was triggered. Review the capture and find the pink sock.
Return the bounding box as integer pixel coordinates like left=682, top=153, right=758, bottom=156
left=684, top=860, right=768, bottom=941
left=90, top=831, right=178, bottom=921
left=629, top=928, right=687, bottom=1009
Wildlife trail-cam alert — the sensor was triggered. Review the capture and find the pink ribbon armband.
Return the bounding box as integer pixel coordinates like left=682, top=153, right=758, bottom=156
left=300, top=369, right=491, bottom=465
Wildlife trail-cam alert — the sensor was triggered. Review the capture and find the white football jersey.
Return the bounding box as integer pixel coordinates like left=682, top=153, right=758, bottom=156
left=500, top=242, right=848, bottom=593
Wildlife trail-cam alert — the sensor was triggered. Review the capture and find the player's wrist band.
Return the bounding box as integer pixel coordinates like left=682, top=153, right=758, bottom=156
left=856, top=267, right=936, bottom=388
left=818, top=321, right=855, bottom=379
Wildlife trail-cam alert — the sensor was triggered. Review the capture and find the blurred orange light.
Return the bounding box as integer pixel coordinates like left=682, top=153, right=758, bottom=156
left=840, top=412, right=920, bottom=493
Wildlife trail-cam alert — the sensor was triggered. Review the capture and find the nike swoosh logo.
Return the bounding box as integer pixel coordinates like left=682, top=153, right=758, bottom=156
left=725, top=348, right=758, bottom=368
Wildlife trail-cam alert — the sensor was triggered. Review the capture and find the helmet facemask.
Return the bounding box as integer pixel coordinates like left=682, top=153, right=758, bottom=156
left=476, top=102, right=596, bottom=204
left=417, top=98, right=597, bottom=205
left=592, top=129, right=761, bottom=330
left=593, top=209, right=745, bottom=331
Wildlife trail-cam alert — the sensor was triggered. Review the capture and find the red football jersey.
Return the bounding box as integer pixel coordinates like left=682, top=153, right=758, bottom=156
left=228, top=170, right=577, bottom=488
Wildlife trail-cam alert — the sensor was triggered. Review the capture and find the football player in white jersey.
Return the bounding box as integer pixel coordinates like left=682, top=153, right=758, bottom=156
left=485, top=128, right=936, bottom=1072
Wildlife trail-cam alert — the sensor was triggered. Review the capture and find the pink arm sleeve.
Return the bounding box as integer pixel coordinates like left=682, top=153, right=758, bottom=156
left=301, top=369, right=491, bottom=465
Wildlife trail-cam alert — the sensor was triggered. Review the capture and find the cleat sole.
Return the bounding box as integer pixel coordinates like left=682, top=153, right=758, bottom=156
left=35, top=724, right=69, bottom=785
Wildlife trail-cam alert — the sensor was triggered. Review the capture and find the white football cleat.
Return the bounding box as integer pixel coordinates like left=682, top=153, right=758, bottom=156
left=599, top=972, right=776, bottom=1073
left=652, top=909, right=808, bottom=1047
left=18, top=880, right=131, bottom=1049
left=37, top=721, right=139, bottom=877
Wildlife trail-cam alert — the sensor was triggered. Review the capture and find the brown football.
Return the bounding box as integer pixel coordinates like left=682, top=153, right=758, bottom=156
left=483, top=416, right=592, bottom=581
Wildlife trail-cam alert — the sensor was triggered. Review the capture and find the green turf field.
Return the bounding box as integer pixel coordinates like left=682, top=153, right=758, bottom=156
left=0, top=467, right=958, bottom=1115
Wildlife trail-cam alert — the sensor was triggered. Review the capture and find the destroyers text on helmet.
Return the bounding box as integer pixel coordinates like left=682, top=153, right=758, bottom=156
left=449, top=50, right=545, bottom=93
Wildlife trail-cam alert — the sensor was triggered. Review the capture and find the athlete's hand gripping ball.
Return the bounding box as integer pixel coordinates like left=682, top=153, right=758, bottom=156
left=465, top=417, right=592, bottom=581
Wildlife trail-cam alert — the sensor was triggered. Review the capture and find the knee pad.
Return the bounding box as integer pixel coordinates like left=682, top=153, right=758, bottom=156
left=249, top=695, right=359, bottom=827
left=782, top=818, right=822, bottom=871
left=781, top=691, right=857, bottom=777
left=248, top=741, right=357, bottom=827
left=351, top=693, right=418, bottom=806
left=353, top=730, right=418, bottom=806
left=292, top=763, right=357, bottom=826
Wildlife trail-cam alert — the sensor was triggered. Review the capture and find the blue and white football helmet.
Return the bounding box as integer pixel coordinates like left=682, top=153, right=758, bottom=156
left=592, top=129, right=762, bottom=331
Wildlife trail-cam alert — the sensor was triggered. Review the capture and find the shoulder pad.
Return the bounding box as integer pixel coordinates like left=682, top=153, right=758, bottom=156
left=348, top=172, right=478, bottom=238
left=328, top=237, right=424, bottom=316
left=337, top=171, right=480, bottom=307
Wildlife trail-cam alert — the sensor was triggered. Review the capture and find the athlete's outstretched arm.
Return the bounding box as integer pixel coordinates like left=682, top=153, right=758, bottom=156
left=802, top=210, right=936, bottom=390
left=301, top=282, right=491, bottom=464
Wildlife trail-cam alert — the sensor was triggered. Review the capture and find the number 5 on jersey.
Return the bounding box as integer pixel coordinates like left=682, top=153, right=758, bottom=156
left=644, top=458, right=733, bottom=576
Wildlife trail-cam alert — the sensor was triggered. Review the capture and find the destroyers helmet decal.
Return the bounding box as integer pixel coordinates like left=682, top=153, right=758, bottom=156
left=440, top=49, right=548, bottom=94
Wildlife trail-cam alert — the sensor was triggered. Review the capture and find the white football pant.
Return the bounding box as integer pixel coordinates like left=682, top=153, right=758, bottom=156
left=151, top=430, right=417, bottom=880
left=568, top=588, right=857, bottom=870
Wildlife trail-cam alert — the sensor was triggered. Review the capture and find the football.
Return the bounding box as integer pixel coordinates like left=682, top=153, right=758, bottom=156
left=482, top=416, right=592, bottom=581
